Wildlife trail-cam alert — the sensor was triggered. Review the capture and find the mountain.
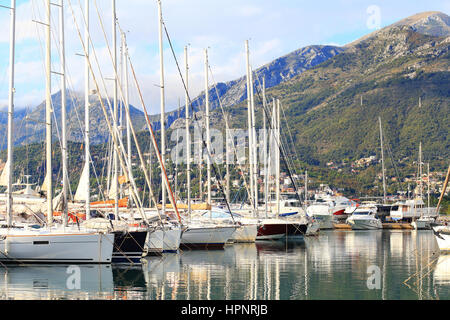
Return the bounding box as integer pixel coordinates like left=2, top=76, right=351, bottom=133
left=393, top=11, right=450, bottom=37
left=217, top=11, right=449, bottom=187
left=0, top=90, right=147, bottom=147
left=1, top=11, right=448, bottom=197
left=349, top=11, right=450, bottom=47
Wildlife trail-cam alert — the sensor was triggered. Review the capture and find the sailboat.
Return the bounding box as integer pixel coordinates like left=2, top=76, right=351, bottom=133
left=178, top=45, right=236, bottom=249
left=0, top=173, right=46, bottom=218
left=391, top=143, right=438, bottom=225
left=70, top=0, right=150, bottom=264
left=411, top=143, right=437, bottom=229
left=221, top=42, right=309, bottom=240
left=0, top=0, right=114, bottom=264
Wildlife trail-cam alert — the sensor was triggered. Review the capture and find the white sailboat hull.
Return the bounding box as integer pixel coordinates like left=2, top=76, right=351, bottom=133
left=146, top=226, right=182, bottom=254
left=231, top=224, right=258, bottom=243
left=0, top=229, right=114, bottom=263
left=305, top=220, right=321, bottom=236
left=312, top=214, right=334, bottom=230
left=180, top=225, right=236, bottom=249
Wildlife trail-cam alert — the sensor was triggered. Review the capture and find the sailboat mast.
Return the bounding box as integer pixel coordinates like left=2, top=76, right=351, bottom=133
left=184, top=45, right=191, bottom=218
left=379, top=117, right=387, bottom=204
left=305, top=170, right=308, bottom=204
left=123, top=31, right=132, bottom=207
left=226, top=123, right=230, bottom=204
left=276, top=99, right=280, bottom=218
left=427, top=163, right=430, bottom=216
left=263, top=78, right=268, bottom=218
left=245, top=40, right=254, bottom=216
left=112, top=0, right=119, bottom=217
left=6, top=0, right=15, bottom=227
left=205, top=49, right=211, bottom=210
left=84, top=0, right=90, bottom=219
left=419, top=142, right=423, bottom=199
left=175, top=101, right=179, bottom=200
left=250, top=64, right=258, bottom=215
left=158, top=0, right=166, bottom=216
left=60, top=0, right=68, bottom=226
left=45, top=0, right=53, bottom=226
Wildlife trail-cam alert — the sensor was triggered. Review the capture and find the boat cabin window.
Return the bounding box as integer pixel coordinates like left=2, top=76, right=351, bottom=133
left=354, top=211, right=370, bottom=215
left=285, top=201, right=299, bottom=207
left=202, top=211, right=242, bottom=219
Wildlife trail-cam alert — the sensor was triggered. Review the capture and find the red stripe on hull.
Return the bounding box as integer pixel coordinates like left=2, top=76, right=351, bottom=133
left=257, top=224, right=287, bottom=237
left=333, top=209, right=346, bottom=216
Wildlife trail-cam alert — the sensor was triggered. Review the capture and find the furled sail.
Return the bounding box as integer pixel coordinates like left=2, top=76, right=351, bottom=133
left=40, top=172, right=50, bottom=192
left=108, top=171, right=118, bottom=200
left=0, top=160, right=9, bottom=186
left=74, top=162, right=89, bottom=201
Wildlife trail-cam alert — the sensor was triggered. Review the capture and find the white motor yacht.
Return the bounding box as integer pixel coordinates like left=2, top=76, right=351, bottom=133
left=390, top=198, right=438, bottom=222
left=346, top=206, right=382, bottom=230
left=306, top=202, right=334, bottom=230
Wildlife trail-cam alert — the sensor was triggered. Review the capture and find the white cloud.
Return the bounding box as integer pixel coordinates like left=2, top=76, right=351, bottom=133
left=1, top=0, right=448, bottom=113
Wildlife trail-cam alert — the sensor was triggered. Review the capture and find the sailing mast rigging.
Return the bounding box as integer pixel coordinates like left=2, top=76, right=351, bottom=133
left=185, top=45, right=191, bottom=219
left=379, top=116, right=387, bottom=204
left=245, top=40, right=255, bottom=216
left=45, top=0, right=53, bottom=226
left=59, top=0, right=69, bottom=227
left=112, top=0, right=119, bottom=218
left=5, top=0, right=15, bottom=227
left=204, top=48, right=211, bottom=214
left=159, top=13, right=237, bottom=220
left=158, top=0, right=166, bottom=217
left=84, top=0, right=90, bottom=219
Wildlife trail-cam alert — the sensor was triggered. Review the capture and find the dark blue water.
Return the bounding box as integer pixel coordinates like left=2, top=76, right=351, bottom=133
left=0, top=230, right=448, bottom=300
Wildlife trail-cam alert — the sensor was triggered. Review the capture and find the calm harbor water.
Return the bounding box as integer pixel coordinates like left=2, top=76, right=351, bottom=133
left=0, top=230, right=449, bottom=300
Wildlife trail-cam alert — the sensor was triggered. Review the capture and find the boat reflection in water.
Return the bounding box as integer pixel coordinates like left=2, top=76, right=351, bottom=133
left=432, top=254, right=450, bottom=299
left=0, top=231, right=447, bottom=300
left=0, top=265, right=114, bottom=299
left=0, top=264, right=149, bottom=300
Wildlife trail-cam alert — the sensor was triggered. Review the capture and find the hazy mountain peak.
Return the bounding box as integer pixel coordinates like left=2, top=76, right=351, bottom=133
left=393, top=11, right=450, bottom=37
left=347, top=11, right=450, bottom=47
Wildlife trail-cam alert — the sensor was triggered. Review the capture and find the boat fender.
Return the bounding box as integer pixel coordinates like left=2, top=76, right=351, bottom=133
left=4, top=237, right=9, bottom=255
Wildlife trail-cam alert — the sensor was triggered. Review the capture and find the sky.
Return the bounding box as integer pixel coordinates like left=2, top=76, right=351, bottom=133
left=0, top=0, right=448, bottom=115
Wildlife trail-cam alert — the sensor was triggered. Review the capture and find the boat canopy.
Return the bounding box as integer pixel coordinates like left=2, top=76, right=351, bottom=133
left=201, top=210, right=243, bottom=219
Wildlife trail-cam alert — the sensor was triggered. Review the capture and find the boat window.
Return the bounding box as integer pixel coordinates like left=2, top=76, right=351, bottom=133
left=202, top=211, right=242, bottom=218
left=33, top=241, right=49, bottom=245
left=285, top=201, right=299, bottom=207
left=354, top=211, right=370, bottom=215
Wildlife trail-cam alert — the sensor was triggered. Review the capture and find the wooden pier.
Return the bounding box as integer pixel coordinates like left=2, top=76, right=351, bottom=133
left=332, top=222, right=413, bottom=230
left=382, top=223, right=413, bottom=230
left=333, top=223, right=352, bottom=230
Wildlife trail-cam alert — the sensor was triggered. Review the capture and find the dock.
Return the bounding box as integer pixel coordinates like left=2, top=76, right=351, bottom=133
left=382, top=223, right=413, bottom=230
left=332, top=223, right=414, bottom=230
left=333, top=223, right=352, bottom=230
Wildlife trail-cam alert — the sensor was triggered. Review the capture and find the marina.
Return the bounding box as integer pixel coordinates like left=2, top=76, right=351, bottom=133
left=0, top=0, right=447, bottom=304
